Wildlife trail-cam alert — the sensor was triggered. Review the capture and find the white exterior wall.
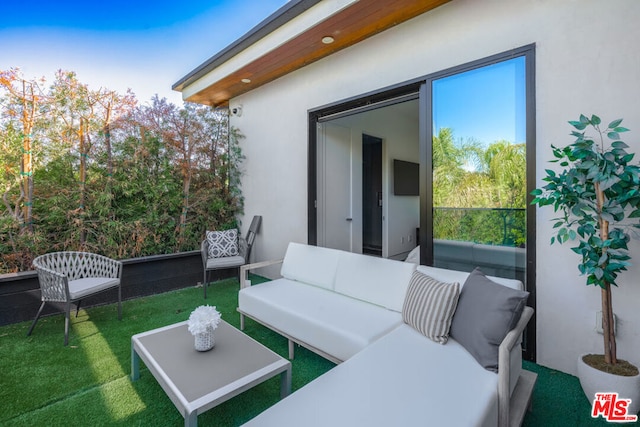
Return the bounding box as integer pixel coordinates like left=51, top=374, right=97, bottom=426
left=230, top=0, right=640, bottom=375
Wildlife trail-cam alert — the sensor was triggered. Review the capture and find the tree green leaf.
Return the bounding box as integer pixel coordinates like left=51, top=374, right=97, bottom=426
left=569, top=120, right=587, bottom=130
left=612, top=141, right=629, bottom=149
left=629, top=209, right=640, bottom=218
left=598, top=252, right=608, bottom=265
left=608, top=118, right=623, bottom=129
left=594, top=268, right=604, bottom=280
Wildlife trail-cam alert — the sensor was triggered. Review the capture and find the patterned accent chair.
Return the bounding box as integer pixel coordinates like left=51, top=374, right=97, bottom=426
left=201, top=216, right=262, bottom=298
left=29, top=251, right=122, bottom=345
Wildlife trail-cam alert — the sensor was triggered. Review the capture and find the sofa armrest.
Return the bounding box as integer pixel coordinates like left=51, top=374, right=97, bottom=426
left=497, top=305, right=534, bottom=427
left=240, top=259, right=283, bottom=288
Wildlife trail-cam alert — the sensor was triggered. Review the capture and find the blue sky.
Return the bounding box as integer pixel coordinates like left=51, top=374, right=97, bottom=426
left=433, top=57, right=526, bottom=146
left=0, top=0, right=289, bottom=105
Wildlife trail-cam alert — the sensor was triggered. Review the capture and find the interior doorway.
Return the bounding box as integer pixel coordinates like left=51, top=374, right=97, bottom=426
left=316, top=123, right=353, bottom=252
left=362, top=134, right=383, bottom=256
left=314, top=98, right=420, bottom=259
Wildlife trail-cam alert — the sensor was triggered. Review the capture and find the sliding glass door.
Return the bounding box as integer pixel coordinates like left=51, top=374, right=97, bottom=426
left=309, top=45, right=536, bottom=359
left=419, top=46, right=535, bottom=359
left=429, top=56, right=527, bottom=282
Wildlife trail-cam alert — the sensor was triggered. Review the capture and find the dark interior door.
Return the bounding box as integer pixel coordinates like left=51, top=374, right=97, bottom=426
left=362, top=134, right=382, bottom=256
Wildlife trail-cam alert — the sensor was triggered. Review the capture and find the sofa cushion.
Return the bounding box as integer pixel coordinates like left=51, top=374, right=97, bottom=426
left=239, top=278, right=402, bottom=361
left=402, top=271, right=460, bottom=344
left=206, top=229, right=239, bottom=258
left=242, top=324, right=498, bottom=427
left=334, top=251, right=416, bottom=312
left=280, top=243, right=340, bottom=290
left=450, top=268, right=529, bottom=372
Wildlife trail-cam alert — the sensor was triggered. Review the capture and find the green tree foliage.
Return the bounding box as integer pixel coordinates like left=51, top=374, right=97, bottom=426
left=432, top=128, right=526, bottom=247
left=0, top=69, right=243, bottom=273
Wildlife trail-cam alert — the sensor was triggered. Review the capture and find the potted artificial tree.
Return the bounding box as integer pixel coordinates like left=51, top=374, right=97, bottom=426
left=532, top=114, right=640, bottom=414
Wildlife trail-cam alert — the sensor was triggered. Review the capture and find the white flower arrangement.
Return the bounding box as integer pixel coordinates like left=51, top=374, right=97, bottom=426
left=187, top=305, right=222, bottom=335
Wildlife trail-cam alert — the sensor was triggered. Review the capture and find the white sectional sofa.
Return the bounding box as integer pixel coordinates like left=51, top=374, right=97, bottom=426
left=239, top=242, right=415, bottom=362
left=238, top=242, right=536, bottom=427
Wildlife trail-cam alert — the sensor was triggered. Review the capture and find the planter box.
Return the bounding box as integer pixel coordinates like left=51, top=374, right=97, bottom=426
left=0, top=251, right=235, bottom=326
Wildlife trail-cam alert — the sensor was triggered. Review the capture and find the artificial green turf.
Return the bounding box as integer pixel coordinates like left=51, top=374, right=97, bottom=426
left=522, top=361, right=617, bottom=427
left=0, top=276, right=624, bottom=426
left=0, top=276, right=334, bottom=426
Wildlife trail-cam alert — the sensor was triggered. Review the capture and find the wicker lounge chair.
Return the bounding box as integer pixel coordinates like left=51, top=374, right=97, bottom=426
left=28, top=251, right=123, bottom=345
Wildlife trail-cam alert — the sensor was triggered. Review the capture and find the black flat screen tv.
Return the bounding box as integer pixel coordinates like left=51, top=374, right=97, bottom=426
left=393, top=159, right=419, bottom=196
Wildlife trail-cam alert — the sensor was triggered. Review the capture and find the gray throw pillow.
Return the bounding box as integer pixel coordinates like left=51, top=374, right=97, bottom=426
left=206, top=229, right=239, bottom=258
left=402, top=270, right=460, bottom=344
left=449, top=268, right=529, bottom=372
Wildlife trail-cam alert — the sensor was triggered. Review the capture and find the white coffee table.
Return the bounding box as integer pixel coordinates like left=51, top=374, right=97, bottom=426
left=131, top=320, right=291, bottom=426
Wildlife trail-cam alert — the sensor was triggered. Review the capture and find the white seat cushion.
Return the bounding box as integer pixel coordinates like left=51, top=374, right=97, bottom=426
left=242, top=324, right=498, bottom=427
left=280, top=242, right=341, bottom=290
left=68, top=277, right=120, bottom=300
left=334, top=251, right=416, bottom=312
left=206, top=255, right=245, bottom=269
left=239, top=279, right=402, bottom=361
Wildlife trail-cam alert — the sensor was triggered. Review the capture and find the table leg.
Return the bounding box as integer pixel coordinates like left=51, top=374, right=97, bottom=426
left=185, top=410, right=197, bottom=427
left=288, top=340, right=295, bottom=359
left=131, top=345, right=140, bottom=381
left=280, top=365, right=292, bottom=398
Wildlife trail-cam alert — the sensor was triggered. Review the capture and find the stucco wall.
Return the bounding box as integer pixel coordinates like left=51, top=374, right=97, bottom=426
left=230, top=0, right=640, bottom=375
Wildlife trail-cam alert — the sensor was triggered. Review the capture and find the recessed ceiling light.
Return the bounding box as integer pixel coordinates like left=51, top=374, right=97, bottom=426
left=321, top=36, right=335, bottom=44
left=241, top=78, right=251, bottom=84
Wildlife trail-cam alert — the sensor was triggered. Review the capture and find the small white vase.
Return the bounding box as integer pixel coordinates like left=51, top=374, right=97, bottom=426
left=194, top=328, right=215, bottom=351
left=577, top=354, right=640, bottom=416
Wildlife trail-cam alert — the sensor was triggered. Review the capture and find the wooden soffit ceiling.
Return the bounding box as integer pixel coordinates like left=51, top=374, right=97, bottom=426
left=177, top=0, right=451, bottom=106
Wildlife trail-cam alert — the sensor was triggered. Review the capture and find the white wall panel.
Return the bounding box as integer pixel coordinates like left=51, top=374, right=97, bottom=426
left=231, top=0, right=640, bottom=375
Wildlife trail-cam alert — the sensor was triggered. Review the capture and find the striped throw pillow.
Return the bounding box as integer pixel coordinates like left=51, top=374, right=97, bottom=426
left=402, top=271, right=460, bottom=344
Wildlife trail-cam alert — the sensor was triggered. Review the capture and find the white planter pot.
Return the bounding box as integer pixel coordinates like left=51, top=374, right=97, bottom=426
left=577, top=354, right=640, bottom=416
left=194, top=328, right=216, bottom=352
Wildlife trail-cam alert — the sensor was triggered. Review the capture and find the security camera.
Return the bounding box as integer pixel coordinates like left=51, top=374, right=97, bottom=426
left=230, top=105, right=243, bottom=117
